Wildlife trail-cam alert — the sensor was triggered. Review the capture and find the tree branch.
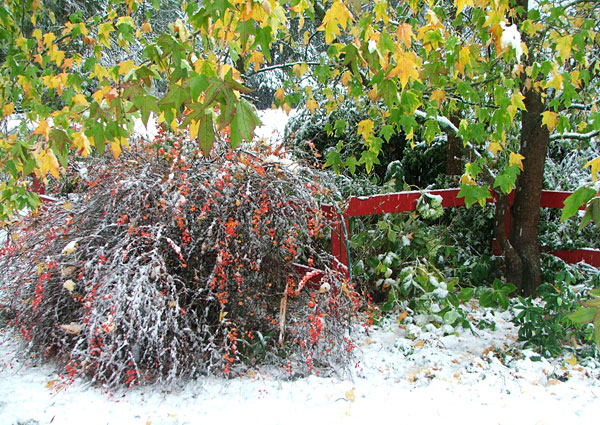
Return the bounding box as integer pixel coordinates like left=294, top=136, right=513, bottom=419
left=413, top=110, right=497, bottom=184
left=248, top=61, right=320, bottom=76
left=550, top=129, right=600, bottom=141
left=560, top=0, right=600, bottom=9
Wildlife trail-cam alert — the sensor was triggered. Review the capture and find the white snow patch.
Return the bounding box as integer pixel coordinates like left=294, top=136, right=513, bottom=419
left=2, top=302, right=598, bottom=425
left=500, top=22, right=524, bottom=63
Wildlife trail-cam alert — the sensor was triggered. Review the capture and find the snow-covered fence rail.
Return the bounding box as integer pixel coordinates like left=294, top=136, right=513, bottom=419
left=329, top=189, right=600, bottom=278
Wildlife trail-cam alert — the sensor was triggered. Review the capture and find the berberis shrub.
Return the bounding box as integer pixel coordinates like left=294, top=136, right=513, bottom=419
left=0, top=128, right=360, bottom=388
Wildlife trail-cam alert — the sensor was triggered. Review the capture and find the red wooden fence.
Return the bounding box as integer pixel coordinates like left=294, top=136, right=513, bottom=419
left=327, top=189, right=600, bottom=279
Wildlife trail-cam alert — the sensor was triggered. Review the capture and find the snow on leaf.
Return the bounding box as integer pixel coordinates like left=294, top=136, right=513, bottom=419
left=62, top=240, right=78, bottom=255
left=60, top=322, right=82, bottom=335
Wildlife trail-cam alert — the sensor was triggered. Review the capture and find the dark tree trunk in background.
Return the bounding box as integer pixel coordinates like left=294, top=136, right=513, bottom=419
left=507, top=89, right=550, bottom=296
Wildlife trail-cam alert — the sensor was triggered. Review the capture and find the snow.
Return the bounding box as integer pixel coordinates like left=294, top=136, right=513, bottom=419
left=500, top=22, right=524, bottom=63
left=2, top=302, right=599, bottom=425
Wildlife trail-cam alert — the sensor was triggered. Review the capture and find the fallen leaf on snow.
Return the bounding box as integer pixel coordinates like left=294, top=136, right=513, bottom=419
left=345, top=387, right=355, bottom=402
left=413, top=340, right=425, bottom=348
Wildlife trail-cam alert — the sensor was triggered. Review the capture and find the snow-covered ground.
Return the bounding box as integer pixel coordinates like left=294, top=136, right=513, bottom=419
left=1, top=302, right=599, bottom=425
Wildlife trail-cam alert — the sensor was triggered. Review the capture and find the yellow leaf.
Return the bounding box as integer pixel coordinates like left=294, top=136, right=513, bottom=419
left=274, top=87, right=285, bottom=103
left=189, top=119, right=200, bottom=140
left=457, top=45, right=472, bottom=75
left=396, top=23, right=413, bottom=49
left=62, top=201, right=72, bottom=211
left=72, top=132, right=91, bottom=157
left=249, top=51, right=265, bottom=72
left=63, top=279, right=76, bottom=292
left=554, top=34, right=573, bottom=62
left=545, top=73, right=564, bottom=91
left=141, top=20, right=152, bottom=34
left=33, top=29, right=42, bottom=41
left=2, top=103, right=15, bottom=117
left=541, top=111, right=559, bottom=132
left=487, top=142, right=503, bottom=156
left=33, top=120, right=50, bottom=138
left=511, top=92, right=527, bottom=111
left=318, top=0, right=354, bottom=44
left=306, top=99, right=318, bottom=114
left=414, top=340, right=426, bottom=348
left=584, top=156, right=600, bottom=181
left=387, top=50, right=420, bottom=89
left=397, top=310, right=409, bottom=323
left=430, top=89, right=446, bottom=107
left=43, top=32, right=56, bottom=48
left=565, top=354, right=578, bottom=366
left=118, top=60, right=135, bottom=76
left=341, top=71, right=353, bottom=86
left=509, top=152, right=525, bottom=171
left=455, top=0, right=474, bottom=14
left=345, top=387, right=355, bottom=402
left=357, top=119, right=375, bottom=141
left=111, top=140, right=122, bottom=159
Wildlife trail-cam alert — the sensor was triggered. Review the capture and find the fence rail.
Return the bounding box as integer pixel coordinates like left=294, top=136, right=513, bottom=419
left=328, top=189, right=600, bottom=278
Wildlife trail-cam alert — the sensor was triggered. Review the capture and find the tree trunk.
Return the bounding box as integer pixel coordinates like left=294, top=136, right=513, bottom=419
left=507, top=88, right=550, bottom=296
left=446, top=116, right=463, bottom=175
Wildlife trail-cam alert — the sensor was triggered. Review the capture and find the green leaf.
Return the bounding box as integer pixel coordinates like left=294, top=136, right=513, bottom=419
left=458, top=287, right=474, bottom=302
left=230, top=99, right=260, bottom=149
left=5, top=160, right=17, bottom=178
left=494, top=165, right=520, bottom=194
left=196, top=113, right=215, bottom=156
left=561, top=186, right=597, bottom=222
left=568, top=307, right=597, bottom=325
left=457, top=185, right=491, bottom=208
left=133, top=95, right=160, bottom=128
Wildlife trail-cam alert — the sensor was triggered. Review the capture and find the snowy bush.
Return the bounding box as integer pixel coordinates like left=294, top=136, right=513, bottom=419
left=0, top=129, right=360, bottom=388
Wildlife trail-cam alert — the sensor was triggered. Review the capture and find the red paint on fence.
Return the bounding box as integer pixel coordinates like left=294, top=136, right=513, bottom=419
left=333, top=189, right=599, bottom=277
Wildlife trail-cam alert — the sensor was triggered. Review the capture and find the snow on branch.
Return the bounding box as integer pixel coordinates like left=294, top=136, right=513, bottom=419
left=550, top=129, right=600, bottom=141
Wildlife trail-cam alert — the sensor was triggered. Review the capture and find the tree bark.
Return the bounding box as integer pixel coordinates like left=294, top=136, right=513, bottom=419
left=507, top=88, right=550, bottom=296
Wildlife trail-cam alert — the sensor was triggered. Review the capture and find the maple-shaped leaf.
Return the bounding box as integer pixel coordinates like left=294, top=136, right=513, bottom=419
left=357, top=119, right=375, bottom=141
left=511, top=92, right=527, bottom=111
left=541, top=111, right=559, bottom=132
left=561, top=186, right=597, bottom=222
left=455, top=0, right=474, bottom=14
left=509, top=152, right=525, bottom=171
left=487, top=142, right=503, bottom=156
left=554, top=34, right=573, bottom=62
left=318, top=0, right=354, bottom=44
left=584, top=156, right=600, bottom=181
left=387, top=50, right=420, bottom=89
left=458, top=184, right=491, bottom=207
left=396, top=23, right=413, bottom=49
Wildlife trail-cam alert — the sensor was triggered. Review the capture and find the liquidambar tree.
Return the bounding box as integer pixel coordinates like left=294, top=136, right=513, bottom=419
left=1, top=0, right=599, bottom=295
